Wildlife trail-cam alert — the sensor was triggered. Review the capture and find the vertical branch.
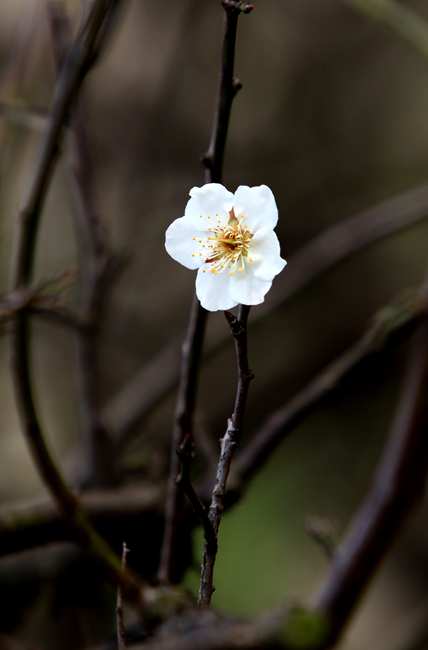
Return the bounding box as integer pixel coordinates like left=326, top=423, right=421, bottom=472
left=198, top=304, right=254, bottom=607
left=8, top=0, right=143, bottom=608
left=313, top=320, right=428, bottom=645
left=49, top=3, right=119, bottom=487
left=117, top=542, right=129, bottom=650
left=158, top=0, right=252, bottom=584
left=158, top=296, right=207, bottom=583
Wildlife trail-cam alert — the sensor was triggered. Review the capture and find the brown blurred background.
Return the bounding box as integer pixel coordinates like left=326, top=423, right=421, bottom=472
left=1, top=0, right=428, bottom=648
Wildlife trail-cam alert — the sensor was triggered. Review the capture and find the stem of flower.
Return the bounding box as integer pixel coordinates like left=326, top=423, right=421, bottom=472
left=197, top=304, right=254, bottom=607
left=158, top=0, right=250, bottom=585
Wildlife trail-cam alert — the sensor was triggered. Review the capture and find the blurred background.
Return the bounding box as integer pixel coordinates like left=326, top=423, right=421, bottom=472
left=1, top=0, right=428, bottom=648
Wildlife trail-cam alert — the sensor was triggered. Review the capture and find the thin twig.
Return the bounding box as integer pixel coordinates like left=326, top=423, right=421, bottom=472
left=198, top=304, right=254, bottom=608
left=106, top=181, right=428, bottom=448
left=202, top=0, right=252, bottom=183
left=313, top=315, right=428, bottom=645
left=117, top=542, right=129, bottom=650
left=49, top=2, right=119, bottom=487
left=8, top=0, right=144, bottom=608
left=158, top=0, right=249, bottom=584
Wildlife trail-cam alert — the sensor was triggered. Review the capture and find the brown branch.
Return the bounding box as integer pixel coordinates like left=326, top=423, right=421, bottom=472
left=225, top=287, right=427, bottom=497
left=158, top=0, right=249, bottom=584
left=105, top=182, right=428, bottom=448
left=49, top=2, right=120, bottom=487
left=313, top=317, right=428, bottom=646
left=0, top=484, right=164, bottom=559
left=8, top=0, right=144, bottom=609
left=198, top=305, right=253, bottom=608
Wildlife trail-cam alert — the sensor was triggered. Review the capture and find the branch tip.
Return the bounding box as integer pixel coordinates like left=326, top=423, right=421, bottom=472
left=221, top=0, right=254, bottom=14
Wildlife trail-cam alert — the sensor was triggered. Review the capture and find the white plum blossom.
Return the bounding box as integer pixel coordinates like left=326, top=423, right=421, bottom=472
left=165, top=183, right=287, bottom=312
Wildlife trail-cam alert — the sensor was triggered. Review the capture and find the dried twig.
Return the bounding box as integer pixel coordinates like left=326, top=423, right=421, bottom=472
left=158, top=0, right=249, bottom=584
left=117, top=542, right=129, bottom=650
left=106, top=182, right=428, bottom=448
left=313, top=315, right=428, bottom=645
left=198, top=305, right=253, bottom=607
left=8, top=0, right=143, bottom=608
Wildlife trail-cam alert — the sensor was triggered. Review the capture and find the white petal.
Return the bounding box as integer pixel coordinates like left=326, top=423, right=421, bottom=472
left=248, top=228, right=287, bottom=281
left=185, top=183, right=234, bottom=230
left=165, top=217, right=205, bottom=270
left=233, top=185, right=278, bottom=233
left=195, top=267, right=238, bottom=311
left=229, top=264, right=273, bottom=306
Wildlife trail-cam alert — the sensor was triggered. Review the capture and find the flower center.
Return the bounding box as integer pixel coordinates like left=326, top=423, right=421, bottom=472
left=193, top=209, right=254, bottom=275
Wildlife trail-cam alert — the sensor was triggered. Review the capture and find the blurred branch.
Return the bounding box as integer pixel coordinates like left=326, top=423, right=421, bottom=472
left=0, top=483, right=164, bottom=559
left=0, top=100, right=48, bottom=130
left=313, top=313, right=428, bottom=645
left=0, top=282, right=79, bottom=328
left=8, top=0, right=144, bottom=608
left=198, top=305, right=253, bottom=608
left=106, top=182, right=428, bottom=449
left=226, top=287, right=427, bottom=496
left=49, top=1, right=120, bottom=488
left=338, top=0, right=428, bottom=63
left=158, top=0, right=249, bottom=584
left=125, top=605, right=328, bottom=650
left=130, top=606, right=286, bottom=650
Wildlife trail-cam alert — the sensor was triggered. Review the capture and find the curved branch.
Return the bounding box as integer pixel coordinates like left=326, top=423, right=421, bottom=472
left=313, top=316, right=428, bottom=645
left=8, top=0, right=143, bottom=607
left=49, top=3, right=120, bottom=487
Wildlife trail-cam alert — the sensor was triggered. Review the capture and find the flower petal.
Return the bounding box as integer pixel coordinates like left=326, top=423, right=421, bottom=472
left=196, top=267, right=238, bottom=311
left=165, top=217, right=206, bottom=270
left=229, top=264, right=272, bottom=306
left=185, top=183, right=234, bottom=230
left=248, top=228, right=287, bottom=281
left=233, top=185, right=278, bottom=233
